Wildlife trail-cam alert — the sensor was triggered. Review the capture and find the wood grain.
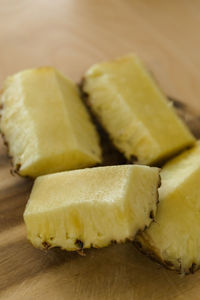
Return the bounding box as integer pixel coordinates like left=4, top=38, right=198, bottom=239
left=1, top=1, right=200, bottom=299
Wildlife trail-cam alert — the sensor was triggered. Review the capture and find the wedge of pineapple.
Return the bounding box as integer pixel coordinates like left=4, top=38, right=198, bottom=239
left=82, top=54, right=195, bottom=165
left=136, top=141, right=200, bottom=274
left=0, top=67, right=101, bottom=177
left=24, top=165, right=160, bottom=251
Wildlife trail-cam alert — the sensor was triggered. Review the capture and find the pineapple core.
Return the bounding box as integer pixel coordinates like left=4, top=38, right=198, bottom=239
left=24, top=165, right=160, bottom=251
left=82, top=54, right=195, bottom=165
left=136, top=141, right=200, bottom=274
left=0, top=67, right=101, bottom=177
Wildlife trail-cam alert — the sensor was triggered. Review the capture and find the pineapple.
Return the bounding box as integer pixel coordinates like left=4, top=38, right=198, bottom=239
left=136, top=141, right=200, bottom=274
left=24, top=165, right=160, bottom=251
left=82, top=54, right=195, bottom=165
left=0, top=67, right=101, bottom=177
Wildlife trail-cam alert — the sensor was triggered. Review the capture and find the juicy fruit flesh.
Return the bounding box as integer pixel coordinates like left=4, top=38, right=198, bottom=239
left=0, top=67, right=101, bottom=177
left=136, top=141, right=200, bottom=273
left=83, top=54, right=195, bottom=165
left=24, top=165, right=160, bottom=251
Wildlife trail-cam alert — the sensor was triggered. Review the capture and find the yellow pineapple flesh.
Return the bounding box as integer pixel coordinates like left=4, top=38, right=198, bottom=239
left=136, top=141, right=200, bottom=274
left=82, top=54, right=195, bottom=165
left=0, top=67, right=101, bottom=177
left=24, top=165, right=160, bottom=251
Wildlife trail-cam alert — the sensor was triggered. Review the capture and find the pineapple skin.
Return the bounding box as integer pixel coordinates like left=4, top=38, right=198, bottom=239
left=82, top=54, right=195, bottom=165
left=0, top=67, right=102, bottom=177
left=24, top=165, right=160, bottom=252
left=136, top=141, right=200, bottom=274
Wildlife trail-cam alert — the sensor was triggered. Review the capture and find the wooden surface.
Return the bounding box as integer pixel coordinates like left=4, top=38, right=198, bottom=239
left=1, top=1, right=200, bottom=299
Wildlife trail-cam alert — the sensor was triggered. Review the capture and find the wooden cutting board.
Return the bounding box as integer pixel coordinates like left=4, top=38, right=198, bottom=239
left=1, top=1, right=200, bottom=299
left=0, top=99, right=200, bottom=300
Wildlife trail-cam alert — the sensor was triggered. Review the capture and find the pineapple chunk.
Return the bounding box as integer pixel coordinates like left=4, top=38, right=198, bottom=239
left=82, top=54, right=195, bottom=165
left=24, top=165, right=160, bottom=251
left=0, top=67, right=101, bottom=177
left=136, top=141, right=200, bottom=274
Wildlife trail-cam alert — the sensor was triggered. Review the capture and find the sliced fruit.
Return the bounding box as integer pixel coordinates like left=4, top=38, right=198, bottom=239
left=82, top=54, right=195, bottom=165
left=136, top=141, right=200, bottom=274
left=24, top=165, right=160, bottom=251
left=0, top=67, right=101, bottom=177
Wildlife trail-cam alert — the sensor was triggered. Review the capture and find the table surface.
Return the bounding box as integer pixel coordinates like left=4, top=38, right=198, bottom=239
left=1, top=1, right=200, bottom=299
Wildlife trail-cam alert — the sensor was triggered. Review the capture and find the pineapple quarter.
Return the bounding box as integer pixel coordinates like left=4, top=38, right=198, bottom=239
left=136, top=141, right=200, bottom=274
left=82, top=54, right=195, bottom=165
left=24, top=165, right=160, bottom=251
left=0, top=67, right=101, bottom=177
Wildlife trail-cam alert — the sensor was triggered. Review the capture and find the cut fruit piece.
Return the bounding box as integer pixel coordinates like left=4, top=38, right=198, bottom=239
left=135, top=141, right=200, bottom=274
left=0, top=67, right=101, bottom=177
left=82, top=54, right=195, bottom=165
left=24, top=165, right=160, bottom=251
